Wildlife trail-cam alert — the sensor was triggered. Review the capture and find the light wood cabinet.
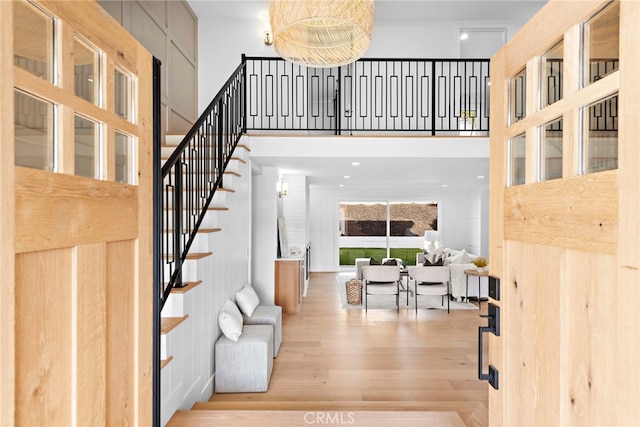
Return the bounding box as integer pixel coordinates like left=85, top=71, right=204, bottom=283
left=274, top=258, right=304, bottom=313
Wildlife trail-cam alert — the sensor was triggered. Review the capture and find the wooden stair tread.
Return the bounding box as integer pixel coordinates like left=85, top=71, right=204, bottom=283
left=230, top=156, right=246, bottom=164
left=163, top=206, right=229, bottom=211
left=161, top=356, right=173, bottom=369
left=165, top=228, right=221, bottom=234
left=184, top=252, right=212, bottom=260
left=165, top=252, right=212, bottom=260
left=165, top=187, right=234, bottom=193
left=198, top=228, right=222, bottom=233
left=161, top=315, right=189, bottom=334
left=224, top=171, right=241, bottom=177
left=167, top=280, right=203, bottom=294
left=167, top=410, right=464, bottom=427
left=237, top=143, right=251, bottom=152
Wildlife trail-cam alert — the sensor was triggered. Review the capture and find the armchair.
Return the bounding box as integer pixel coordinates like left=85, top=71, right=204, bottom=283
left=407, top=265, right=451, bottom=313
left=362, top=265, right=401, bottom=312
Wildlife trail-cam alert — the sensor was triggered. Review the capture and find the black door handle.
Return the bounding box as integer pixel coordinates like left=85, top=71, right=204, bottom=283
left=478, top=303, right=500, bottom=390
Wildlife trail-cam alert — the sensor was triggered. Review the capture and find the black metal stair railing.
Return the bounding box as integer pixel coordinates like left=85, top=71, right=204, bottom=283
left=159, top=60, right=246, bottom=308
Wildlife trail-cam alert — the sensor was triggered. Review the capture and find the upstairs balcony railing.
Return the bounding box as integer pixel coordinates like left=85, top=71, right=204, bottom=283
left=245, top=56, right=491, bottom=135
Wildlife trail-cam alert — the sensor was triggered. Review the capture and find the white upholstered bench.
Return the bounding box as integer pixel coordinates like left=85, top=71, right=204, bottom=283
left=214, top=324, right=274, bottom=393
left=236, top=284, right=282, bottom=357
left=243, top=305, right=282, bottom=357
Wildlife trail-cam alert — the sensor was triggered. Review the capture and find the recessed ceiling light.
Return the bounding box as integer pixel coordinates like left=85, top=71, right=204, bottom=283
left=339, top=184, right=345, bottom=187
left=351, top=162, right=360, bottom=166
left=460, top=33, right=469, bottom=41
left=344, top=175, right=350, bottom=179
left=442, top=184, right=448, bottom=187
left=477, top=175, right=485, bottom=179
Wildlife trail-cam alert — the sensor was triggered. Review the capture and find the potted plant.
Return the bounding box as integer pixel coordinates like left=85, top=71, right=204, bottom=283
left=472, top=257, right=488, bottom=272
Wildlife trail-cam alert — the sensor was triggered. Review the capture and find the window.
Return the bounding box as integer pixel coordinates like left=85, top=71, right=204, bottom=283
left=115, top=131, right=134, bottom=184
left=583, top=1, right=619, bottom=86
left=74, top=37, right=100, bottom=105
left=74, top=114, right=100, bottom=178
left=389, top=202, right=437, bottom=237
left=509, top=68, right=526, bottom=124
left=509, top=133, right=526, bottom=186
left=13, top=0, right=54, bottom=83
left=14, top=89, right=54, bottom=171
left=339, top=201, right=437, bottom=266
left=583, top=93, right=618, bottom=173
left=340, top=202, right=386, bottom=237
left=115, top=67, right=134, bottom=122
left=541, top=40, right=563, bottom=107
left=540, top=118, right=563, bottom=181
left=12, top=1, right=140, bottom=186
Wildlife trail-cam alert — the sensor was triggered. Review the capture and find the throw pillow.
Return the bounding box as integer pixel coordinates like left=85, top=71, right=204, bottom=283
left=383, top=259, right=398, bottom=265
left=449, top=248, right=473, bottom=264
left=423, top=257, right=445, bottom=267
left=235, top=284, right=260, bottom=317
left=218, top=299, right=243, bottom=342
left=424, top=252, right=445, bottom=266
left=369, top=257, right=380, bottom=265
left=444, top=248, right=459, bottom=257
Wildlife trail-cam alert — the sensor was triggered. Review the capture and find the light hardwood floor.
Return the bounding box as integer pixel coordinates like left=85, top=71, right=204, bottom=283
left=168, top=272, right=489, bottom=427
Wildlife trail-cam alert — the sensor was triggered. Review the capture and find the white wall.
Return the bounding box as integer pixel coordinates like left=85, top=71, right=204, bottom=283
left=309, top=185, right=483, bottom=271
left=251, top=165, right=279, bottom=304
left=282, top=174, right=308, bottom=255
left=197, top=20, right=272, bottom=113
left=480, top=189, right=490, bottom=257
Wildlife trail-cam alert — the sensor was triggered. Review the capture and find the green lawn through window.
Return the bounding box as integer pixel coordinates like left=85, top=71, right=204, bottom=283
left=339, top=247, right=423, bottom=266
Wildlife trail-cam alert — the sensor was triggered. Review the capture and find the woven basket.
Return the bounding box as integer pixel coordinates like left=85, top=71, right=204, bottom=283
left=345, top=278, right=362, bottom=305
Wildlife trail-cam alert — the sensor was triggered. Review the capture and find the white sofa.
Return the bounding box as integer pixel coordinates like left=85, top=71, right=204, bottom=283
left=416, top=249, right=488, bottom=301
left=354, top=257, right=370, bottom=280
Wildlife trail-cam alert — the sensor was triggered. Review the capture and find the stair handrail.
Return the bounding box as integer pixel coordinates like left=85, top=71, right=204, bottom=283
left=159, top=57, right=246, bottom=308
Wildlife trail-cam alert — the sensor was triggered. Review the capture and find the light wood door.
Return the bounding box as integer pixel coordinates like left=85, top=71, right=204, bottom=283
left=1, top=1, right=153, bottom=425
left=489, top=1, right=638, bottom=425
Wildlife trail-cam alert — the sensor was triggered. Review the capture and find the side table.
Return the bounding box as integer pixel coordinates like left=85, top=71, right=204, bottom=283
left=464, top=269, right=489, bottom=308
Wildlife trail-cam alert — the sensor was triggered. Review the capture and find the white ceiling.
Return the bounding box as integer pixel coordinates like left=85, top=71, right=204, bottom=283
left=247, top=135, right=490, bottom=189
left=188, top=0, right=548, bottom=190
left=249, top=151, right=491, bottom=189
left=189, top=0, right=547, bottom=24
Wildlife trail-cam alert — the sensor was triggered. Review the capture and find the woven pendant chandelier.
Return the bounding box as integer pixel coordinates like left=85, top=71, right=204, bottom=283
left=269, top=0, right=375, bottom=68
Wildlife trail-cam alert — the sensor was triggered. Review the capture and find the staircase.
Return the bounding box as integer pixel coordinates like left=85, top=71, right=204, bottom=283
left=159, top=130, right=252, bottom=425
